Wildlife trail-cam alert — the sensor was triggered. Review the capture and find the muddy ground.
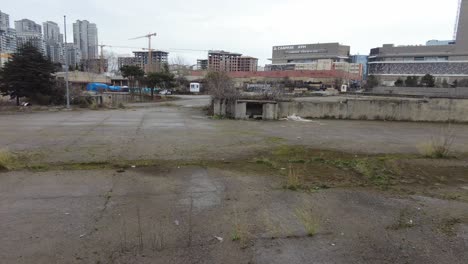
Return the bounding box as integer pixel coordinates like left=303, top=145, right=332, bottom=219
left=0, top=96, right=467, bottom=264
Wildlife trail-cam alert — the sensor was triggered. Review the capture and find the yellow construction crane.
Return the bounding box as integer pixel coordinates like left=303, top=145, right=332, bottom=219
left=129, top=33, right=158, bottom=72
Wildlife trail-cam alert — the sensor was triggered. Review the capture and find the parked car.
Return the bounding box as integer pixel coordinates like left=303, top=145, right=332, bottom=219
left=159, top=90, right=172, bottom=95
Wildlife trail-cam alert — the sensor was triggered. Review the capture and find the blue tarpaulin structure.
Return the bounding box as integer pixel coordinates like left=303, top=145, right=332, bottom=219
left=86, top=83, right=109, bottom=92
left=86, top=83, right=126, bottom=92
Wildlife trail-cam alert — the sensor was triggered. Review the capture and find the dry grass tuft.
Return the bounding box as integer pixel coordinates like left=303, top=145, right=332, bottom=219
left=418, top=125, right=455, bottom=159
left=294, top=202, right=320, bottom=237
left=0, top=149, right=18, bottom=170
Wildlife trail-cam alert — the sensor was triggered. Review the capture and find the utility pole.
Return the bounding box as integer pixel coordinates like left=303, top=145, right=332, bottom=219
left=64, top=15, right=70, bottom=109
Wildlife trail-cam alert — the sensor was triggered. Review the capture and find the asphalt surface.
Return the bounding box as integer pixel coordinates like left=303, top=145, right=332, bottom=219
left=1, top=95, right=468, bottom=264
left=1, top=95, right=467, bottom=164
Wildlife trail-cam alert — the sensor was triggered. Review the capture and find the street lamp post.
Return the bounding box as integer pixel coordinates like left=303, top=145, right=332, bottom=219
left=63, top=15, right=70, bottom=109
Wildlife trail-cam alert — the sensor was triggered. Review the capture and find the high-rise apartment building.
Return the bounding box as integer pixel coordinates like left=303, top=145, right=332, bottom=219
left=73, top=20, right=98, bottom=60
left=65, top=43, right=82, bottom=69
left=0, top=10, right=16, bottom=67
left=43, top=21, right=63, bottom=63
left=0, top=10, right=10, bottom=31
left=15, top=18, right=45, bottom=54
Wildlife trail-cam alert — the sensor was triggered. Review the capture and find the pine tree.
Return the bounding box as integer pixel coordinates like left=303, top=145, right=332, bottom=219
left=0, top=43, right=57, bottom=105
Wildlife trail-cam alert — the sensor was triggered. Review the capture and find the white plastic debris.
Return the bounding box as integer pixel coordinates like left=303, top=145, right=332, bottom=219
left=286, top=114, right=313, bottom=122
left=174, top=220, right=180, bottom=226
left=131, top=165, right=136, bottom=168
left=214, top=236, right=224, bottom=242
left=79, top=234, right=86, bottom=238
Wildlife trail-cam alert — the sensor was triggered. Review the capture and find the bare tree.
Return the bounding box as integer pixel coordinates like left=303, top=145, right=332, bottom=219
left=205, top=71, right=239, bottom=100
left=104, top=50, right=119, bottom=76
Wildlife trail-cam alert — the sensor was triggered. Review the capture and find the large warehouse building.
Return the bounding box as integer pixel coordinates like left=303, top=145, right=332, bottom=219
left=368, top=0, right=468, bottom=85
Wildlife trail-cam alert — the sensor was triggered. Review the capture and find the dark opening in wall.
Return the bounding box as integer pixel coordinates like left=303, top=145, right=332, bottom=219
left=246, top=103, right=263, bottom=119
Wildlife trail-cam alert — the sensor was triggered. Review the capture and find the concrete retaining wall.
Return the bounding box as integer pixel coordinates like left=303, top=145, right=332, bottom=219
left=278, top=98, right=468, bottom=122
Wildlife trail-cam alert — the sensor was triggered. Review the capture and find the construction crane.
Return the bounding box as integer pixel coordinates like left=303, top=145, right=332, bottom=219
left=129, top=33, right=158, bottom=72
left=98, top=44, right=156, bottom=73
left=454, top=0, right=463, bottom=40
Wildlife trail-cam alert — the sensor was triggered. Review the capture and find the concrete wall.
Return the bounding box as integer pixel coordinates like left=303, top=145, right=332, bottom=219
left=371, top=87, right=468, bottom=98
left=278, top=98, right=468, bottom=122
left=102, top=92, right=150, bottom=106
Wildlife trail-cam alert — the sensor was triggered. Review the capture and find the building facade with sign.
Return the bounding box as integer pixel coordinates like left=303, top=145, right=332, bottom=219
left=368, top=0, right=468, bottom=85
left=271, top=43, right=350, bottom=64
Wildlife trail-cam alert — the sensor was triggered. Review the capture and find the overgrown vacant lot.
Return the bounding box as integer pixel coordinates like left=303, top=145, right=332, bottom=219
left=1, top=96, right=467, bottom=264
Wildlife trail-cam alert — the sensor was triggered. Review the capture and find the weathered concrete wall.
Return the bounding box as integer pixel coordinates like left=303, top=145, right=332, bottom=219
left=102, top=93, right=149, bottom=106
left=263, top=103, right=278, bottom=120
left=278, top=98, right=468, bottom=122
left=235, top=102, right=247, bottom=120
left=371, top=87, right=468, bottom=98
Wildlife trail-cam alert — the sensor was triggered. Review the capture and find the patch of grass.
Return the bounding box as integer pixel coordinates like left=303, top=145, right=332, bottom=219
left=27, top=164, right=50, bottom=172
left=295, top=207, right=319, bottom=237
left=437, top=217, right=462, bottom=236
left=255, top=158, right=275, bottom=167
left=265, top=137, right=285, bottom=144
left=211, top=114, right=226, bottom=120
left=0, top=149, right=21, bottom=171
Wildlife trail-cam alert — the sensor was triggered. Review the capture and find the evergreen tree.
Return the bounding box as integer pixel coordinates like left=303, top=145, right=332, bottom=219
left=0, top=43, right=57, bottom=105
left=420, top=74, right=435, bottom=87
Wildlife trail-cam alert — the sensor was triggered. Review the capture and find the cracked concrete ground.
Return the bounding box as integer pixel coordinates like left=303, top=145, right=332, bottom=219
left=1, top=95, right=468, bottom=263
left=1, top=95, right=468, bottom=164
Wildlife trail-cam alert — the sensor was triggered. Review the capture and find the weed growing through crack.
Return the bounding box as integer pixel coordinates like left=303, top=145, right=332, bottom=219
left=231, top=206, right=251, bottom=248
left=285, top=165, right=304, bottom=191
left=294, top=206, right=319, bottom=237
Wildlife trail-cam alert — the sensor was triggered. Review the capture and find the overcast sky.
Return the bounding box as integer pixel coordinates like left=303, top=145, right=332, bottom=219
left=1, top=0, right=461, bottom=65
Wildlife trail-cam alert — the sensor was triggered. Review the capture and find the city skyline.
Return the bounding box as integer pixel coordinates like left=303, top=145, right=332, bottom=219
left=0, top=0, right=463, bottom=66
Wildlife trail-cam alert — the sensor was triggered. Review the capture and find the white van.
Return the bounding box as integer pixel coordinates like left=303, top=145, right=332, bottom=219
left=190, top=83, right=202, bottom=93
